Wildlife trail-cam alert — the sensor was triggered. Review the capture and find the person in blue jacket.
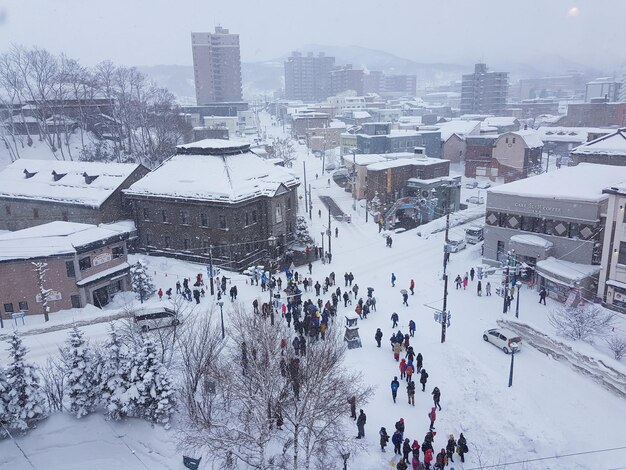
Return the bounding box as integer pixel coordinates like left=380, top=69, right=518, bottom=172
left=391, top=376, right=400, bottom=403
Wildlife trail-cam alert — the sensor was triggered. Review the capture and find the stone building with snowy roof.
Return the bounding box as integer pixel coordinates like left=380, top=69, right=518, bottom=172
left=0, top=221, right=135, bottom=318
left=490, top=129, right=544, bottom=183
left=483, top=164, right=626, bottom=303
left=123, top=139, right=300, bottom=270
left=570, top=128, right=626, bottom=166
left=0, top=159, right=149, bottom=231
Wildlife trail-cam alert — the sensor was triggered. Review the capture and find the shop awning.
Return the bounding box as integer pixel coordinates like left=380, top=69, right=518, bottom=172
left=76, top=262, right=130, bottom=287
left=535, top=257, right=600, bottom=287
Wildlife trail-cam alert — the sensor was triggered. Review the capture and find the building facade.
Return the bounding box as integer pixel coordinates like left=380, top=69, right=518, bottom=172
left=460, top=63, right=509, bottom=116
left=570, top=128, right=626, bottom=166
left=0, top=221, right=134, bottom=319
left=559, top=101, right=626, bottom=127
left=328, top=65, right=365, bottom=96
left=0, top=160, right=148, bottom=231
left=284, top=52, right=336, bottom=102
left=192, top=27, right=243, bottom=105
left=124, top=140, right=300, bottom=271
left=490, top=130, right=544, bottom=183
left=598, top=184, right=626, bottom=312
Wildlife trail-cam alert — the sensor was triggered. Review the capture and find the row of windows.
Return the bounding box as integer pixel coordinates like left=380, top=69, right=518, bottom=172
left=65, top=246, right=124, bottom=278
left=145, top=233, right=265, bottom=256
left=5, top=205, right=70, bottom=221
left=3, top=301, right=29, bottom=313
left=486, top=211, right=599, bottom=241
left=142, top=208, right=259, bottom=228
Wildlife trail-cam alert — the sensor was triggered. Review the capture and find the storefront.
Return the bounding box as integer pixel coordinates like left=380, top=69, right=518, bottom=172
left=535, top=257, right=600, bottom=304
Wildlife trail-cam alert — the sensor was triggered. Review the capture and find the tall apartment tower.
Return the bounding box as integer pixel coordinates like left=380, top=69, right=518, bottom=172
left=191, top=27, right=243, bottom=105
left=460, top=63, right=508, bottom=115
left=329, top=65, right=365, bottom=96
left=284, top=52, right=335, bottom=102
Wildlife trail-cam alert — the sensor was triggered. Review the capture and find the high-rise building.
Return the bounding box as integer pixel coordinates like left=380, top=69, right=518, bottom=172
left=191, top=27, right=243, bottom=105
left=460, top=63, right=508, bottom=116
left=329, top=65, right=365, bottom=96
left=284, top=52, right=335, bottom=102
left=585, top=77, right=622, bottom=102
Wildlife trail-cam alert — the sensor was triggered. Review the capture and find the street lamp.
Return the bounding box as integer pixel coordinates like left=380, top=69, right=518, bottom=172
left=320, top=231, right=325, bottom=260
left=217, top=301, right=225, bottom=339
left=515, top=282, right=521, bottom=318
left=508, top=342, right=519, bottom=387
left=267, top=235, right=277, bottom=273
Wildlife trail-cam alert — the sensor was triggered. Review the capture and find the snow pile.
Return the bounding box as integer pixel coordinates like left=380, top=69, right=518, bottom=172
left=571, top=128, right=626, bottom=156
left=416, top=205, right=485, bottom=238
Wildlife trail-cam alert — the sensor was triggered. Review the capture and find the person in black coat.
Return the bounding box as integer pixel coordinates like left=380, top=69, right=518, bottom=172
left=395, top=417, right=405, bottom=435
left=347, top=396, right=356, bottom=420
left=356, top=409, right=366, bottom=438
left=402, top=438, right=411, bottom=462
left=292, top=336, right=300, bottom=356
left=457, top=433, right=468, bottom=463
left=420, top=369, right=429, bottom=392
left=446, top=434, right=456, bottom=463
left=415, top=352, right=423, bottom=372
left=432, top=386, right=442, bottom=411
left=392, top=430, right=403, bottom=455
left=379, top=427, right=390, bottom=451
left=375, top=328, right=383, bottom=347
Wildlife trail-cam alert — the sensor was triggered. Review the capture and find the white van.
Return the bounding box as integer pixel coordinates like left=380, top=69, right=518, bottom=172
left=465, top=226, right=484, bottom=244
left=133, top=307, right=180, bottom=333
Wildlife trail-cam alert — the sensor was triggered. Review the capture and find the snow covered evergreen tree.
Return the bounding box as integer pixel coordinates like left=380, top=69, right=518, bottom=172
left=134, top=338, right=176, bottom=427
left=0, top=366, right=10, bottom=437
left=62, top=326, right=98, bottom=418
left=100, top=325, right=133, bottom=421
left=5, top=332, right=46, bottom=431
left=130, top=260, right=156, bottom=303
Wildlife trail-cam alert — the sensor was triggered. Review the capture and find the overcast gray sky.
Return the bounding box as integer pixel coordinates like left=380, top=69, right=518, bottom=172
left=0, top=0, right=624, bottom=69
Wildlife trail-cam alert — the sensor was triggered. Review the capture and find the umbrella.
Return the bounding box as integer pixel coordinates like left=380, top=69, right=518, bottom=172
left=400, top=289, right=408, bottom=295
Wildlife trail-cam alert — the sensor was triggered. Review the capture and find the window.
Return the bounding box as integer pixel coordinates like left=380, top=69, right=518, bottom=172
left=496, top=241, right=505, bottom=262
left=66, top=260, right=75, bottom=278
left=79, top=257, right=91, bottom=271
left=275, top=205, right=283, bottom=223
left=201, top=213, right=208, bottom=227
left=618, top=242, right=626, bottom=265
left=184, top=238, right=190, bottom=250
left=512, top=138, right=516, bottom=144
left=219, top=215, right=227, bottom=229
left=252, top=210, right=257, bottom=223
left=505, top=137, right=509, bottom=144
left=71, top=295, right=81, bottom=309
left=33, top=208, right=39, bottom=219
left=18, top=301, right=28, bottom=311
left=3, top=303, right=14, bottom=313
left=143, top=208, right=150, bottom=220
left=181, top=210, right=189, bottom=225
left=245, top=212, right=250, bottom=226
left=164, top=236, right=171, bottom=248
left=145, top=232, right=152, bottom=245
left=287, top=197, right=292, bottom=210
left=112, top=246, right=124, bottom=259
left=62, top=211, right=69, bottom=222
left=161, top=210, right=168, bottom=223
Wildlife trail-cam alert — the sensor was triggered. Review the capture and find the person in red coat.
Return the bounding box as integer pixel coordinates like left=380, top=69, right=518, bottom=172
left=409, top=279, right=415, bottom=295
left=157, top=288, right=163, bottom=300
left=424, top=447, right=434, bottom=469
left=399, top=358, right=407, bottom=380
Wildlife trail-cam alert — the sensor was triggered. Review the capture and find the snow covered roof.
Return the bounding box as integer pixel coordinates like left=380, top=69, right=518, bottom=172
left=352, top=111, right=371, bottom=119
left=571, top=128, right=626, bottom=156
left=329, top=120, right=347, bottom=129
left=125, top=149, right=299, bottom=204
left=504, top=130, right=544, bottom=149
left=489, top=163, right=626, bottom=202
left=177, top=139, right=251, bottom=155
left=536, top=257, right=601, bottom=285
left=0, top=159, right=144, bottom=208
left=435, top=120, right=481, bottom=141
left=537, top=127, right=614, bottom=143
left=484, top=116, right=518, bottom=127
left=510, top=234, right=554, bottom=249
left=366, top=157, right=447, bottom=171
left=0, top=221, right=134, bottom=262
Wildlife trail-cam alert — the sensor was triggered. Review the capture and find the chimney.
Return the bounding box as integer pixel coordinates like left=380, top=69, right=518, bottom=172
left=82, top=172, right=99, bottom=184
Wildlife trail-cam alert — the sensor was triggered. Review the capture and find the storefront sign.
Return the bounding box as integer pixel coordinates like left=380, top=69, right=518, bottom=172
left=93, top=252, right=112, bottom=267
left=514, top=202, right=562, bottom=214
left=36, top=291, right=62, bottom=302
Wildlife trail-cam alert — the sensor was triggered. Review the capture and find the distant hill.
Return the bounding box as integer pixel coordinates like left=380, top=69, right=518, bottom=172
left=138, top=46, right=604, bottom=101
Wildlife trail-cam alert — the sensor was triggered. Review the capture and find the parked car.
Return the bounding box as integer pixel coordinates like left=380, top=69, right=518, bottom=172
left=477, top=181, right=491, bottom=189
left=134, top=307, right=180, bottom=333
left=483, top=328, right=522, bottom=354
left=466, top=196, right=484, bottom=204
left=465, top=225, right=484, bottom=244
left=446, top=238, right=467, bottom=253
left=465, top=181, right=478, bottom=189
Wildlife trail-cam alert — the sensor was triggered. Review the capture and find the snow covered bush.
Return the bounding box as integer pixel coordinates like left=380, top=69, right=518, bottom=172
left=295, top=216, right=313, bottom=246
left=4, top=332, right=47, bottom=431
left=131, top=260, right=156, bottom=302
left=548, top=304, right=615, bottom=342
left=0, top=366, right=9, bottom=438
left=606, top=335, right=626, bottom=360
left=62, top=326, right=99, bottom=418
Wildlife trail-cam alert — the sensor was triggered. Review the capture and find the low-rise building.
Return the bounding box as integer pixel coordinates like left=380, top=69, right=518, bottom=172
left=490, top=130, right=544, bottom=182
left=0, top=221, right=135, bottom=318
left=123, top=139, right=300, bottom=271
left=464, top=135, right=499, bottom=179
left=599, top=183, right=626, bottom=312
left=537, top=126, right=614, bottom=160
left=291, top=112, right=330, bottom=138
left=0, top=159, right=148, bottom=231
left=570, top=128, right=626, bottom=166
left=483, top=164, right=626, bottom=302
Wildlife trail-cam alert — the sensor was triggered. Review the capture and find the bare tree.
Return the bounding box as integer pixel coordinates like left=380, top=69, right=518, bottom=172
left=548, top=304, right=615, bottom=342
left=32, top=261, right=52, bottom=322
left=272, top=137, right=296, bottom=168
left=39, top=356, right=65, bottom=412
left=606, top=334, right=626, bottom=360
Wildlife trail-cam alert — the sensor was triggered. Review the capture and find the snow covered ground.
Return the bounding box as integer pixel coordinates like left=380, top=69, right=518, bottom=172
left=1, top=112, right=626, bottom=469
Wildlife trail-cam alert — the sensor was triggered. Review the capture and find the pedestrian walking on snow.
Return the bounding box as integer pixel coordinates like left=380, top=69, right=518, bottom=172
left=391, top=311, right=399, bottom=328
left=348, top=396, right=357, bottom=420
left=470, top=267, right=475, bottom=281
left=410, top=279, right=415, bottom=295
left=375, top=328, right=383, bottom=347
left=416, top=352, right=423, bottom=372
left=446, top=434, right=456, bottom=463
left=356, top=409, right=366, bottom=438
left=405, top=363, right=414, bottom=384
left=428, top=407, right=437, bottom=431
left=420, top=368, right=429, bottom=391
left=407, top=380, right=416, bottom=406
left=308, top=262, right=312, bottom=274
left=157, top=288, right=163, bottom=300
left=402, top=290, right=409, bottom=306
left=463, top=275, right=468, bottom=290
left=455, top=275, right=462, bottom=289
left=432, top=386, right=442, bottom=411
left=477, top=280, right=482, bottom=296
left=400, top=358, right=407, bottom=380
left=403, top=438, right=412, bottom=462
left=380, top=427, right=390, bottom=452
left=396, top=458, right=408, bottom=470
left=457, top=433, right=468, bottom=463
left=486, top=281, right=491, bottom=296
left=408, top=320, right=416, bottom=337
left=391, top=376, right=400, bottom=403
left=391, top=272, right=397, bottom=287
left=539, top=287, right=547, bottom=305
left=392, top=430, right=403, bottom=455
left=435, top=449, right=447, bottom=469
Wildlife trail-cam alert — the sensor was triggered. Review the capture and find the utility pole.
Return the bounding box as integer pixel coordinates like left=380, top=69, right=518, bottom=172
left=322, top=142, right=326, bottom=175
left=303, top=161, right=308, bottom=209
left=443, top=184, right=451, bottom=275
left=545, top=149, right=551, bottom=173
left=441, top=273, right=448, bottom=343
left=328, top=207, right=332, bottom=256
left=352, top=150, right=357, bottom=211
left=309, top=184, right=313, bottom=220
left=502, top=251, right=510, bottom=314
left=208, top=244, right=215, bottom=296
